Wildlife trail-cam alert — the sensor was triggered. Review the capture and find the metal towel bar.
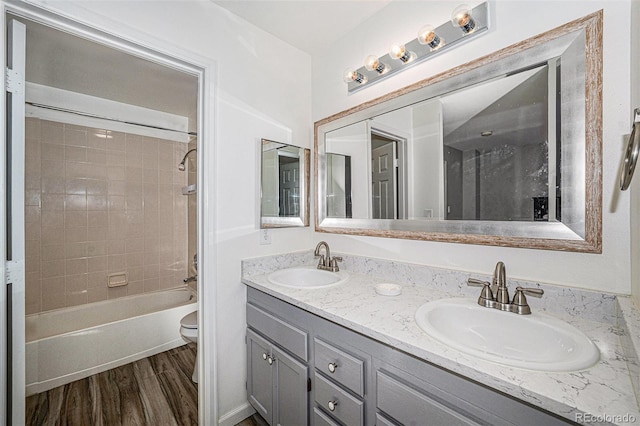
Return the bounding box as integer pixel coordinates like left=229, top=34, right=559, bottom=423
left=620, top=107, right=640, bottom=190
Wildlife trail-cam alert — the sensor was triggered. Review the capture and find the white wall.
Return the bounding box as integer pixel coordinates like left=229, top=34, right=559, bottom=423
left=325, top=121, right=369, bottom=218
left=410, top=99, right=443, bottom=219
left=632, top=0, right=640, bottom=306
left=312, top=1, right=632, bottom=295
left=18, top=0, right=314, bottom=423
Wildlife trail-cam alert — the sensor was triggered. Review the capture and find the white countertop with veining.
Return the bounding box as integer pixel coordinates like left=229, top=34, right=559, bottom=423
left=242, top=266, right=640, bottom=425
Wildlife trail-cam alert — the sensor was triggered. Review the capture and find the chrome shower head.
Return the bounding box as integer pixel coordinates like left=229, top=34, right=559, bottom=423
left=178, top=148, right=197, bottom=171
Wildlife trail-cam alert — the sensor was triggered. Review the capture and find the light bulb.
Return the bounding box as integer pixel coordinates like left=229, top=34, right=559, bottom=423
left=451, top=4, right=476, bottom=34
left=364, top=55, right=386, bottom=74
left=389, top=44, right=414, bottom=63
left=417, top=24, right=444, bottom=50
left=343, top=68, right=367, bottom=84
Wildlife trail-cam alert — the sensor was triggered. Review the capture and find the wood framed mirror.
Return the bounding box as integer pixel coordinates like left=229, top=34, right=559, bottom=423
left=315, top=12, right=602, bottom=252
left=261, top=139, right=310, bottom=228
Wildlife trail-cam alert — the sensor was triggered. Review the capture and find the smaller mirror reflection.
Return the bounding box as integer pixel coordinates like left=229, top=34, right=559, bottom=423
left=261, top=139, right=310, bottom=228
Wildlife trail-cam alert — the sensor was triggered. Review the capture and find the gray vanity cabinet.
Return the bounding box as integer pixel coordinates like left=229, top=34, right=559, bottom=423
left=246, top=288, right=574, bottom=426
left=247, top=329, right=274, bottom=422
left=246, top=304, right=309, bottom=426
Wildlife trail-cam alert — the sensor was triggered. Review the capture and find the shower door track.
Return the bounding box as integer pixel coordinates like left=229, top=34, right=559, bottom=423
left=26, top=101, right=198, bottom=137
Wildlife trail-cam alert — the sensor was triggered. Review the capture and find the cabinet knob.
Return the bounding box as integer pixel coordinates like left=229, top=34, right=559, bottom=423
left=328, top=400, right=338, bottom=411
left=262, top=353, right=268, bottom=360
left=267, top=356, right=274, bottom=365
left=328, top=362, right=338, bottom=373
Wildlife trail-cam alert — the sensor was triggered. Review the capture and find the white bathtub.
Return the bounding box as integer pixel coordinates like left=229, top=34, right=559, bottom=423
left=25, top=286, right=197, bottom=396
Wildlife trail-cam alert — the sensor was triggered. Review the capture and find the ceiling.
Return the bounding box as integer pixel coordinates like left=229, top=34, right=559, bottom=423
left=212, top=0, right=393, bottom=54
left=12, top=15, right=199, bottom=131
left=442, top=65, right=549, bottom=151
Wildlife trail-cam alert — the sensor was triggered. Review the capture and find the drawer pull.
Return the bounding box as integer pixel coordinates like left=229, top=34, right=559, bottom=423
left=267, top=356, right=274, bottom=365
left=262, top=353, right=268, bottom=361
left=327, top=400, right=338, bottom=411
left=328, top=362, right=338, bottom=373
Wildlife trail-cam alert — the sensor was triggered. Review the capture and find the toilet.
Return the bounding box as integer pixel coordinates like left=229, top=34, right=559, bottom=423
left=180, top=310, right=198, bottom=383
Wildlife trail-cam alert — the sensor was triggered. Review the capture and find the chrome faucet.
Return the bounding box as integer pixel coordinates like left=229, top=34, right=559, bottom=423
left=314, top=241, right=342, bottom=272
left=467, top=261, right=544, bottom=315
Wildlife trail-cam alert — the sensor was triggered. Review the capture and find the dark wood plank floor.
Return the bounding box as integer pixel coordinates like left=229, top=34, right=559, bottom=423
left=26, top=343, right=198, bottom=426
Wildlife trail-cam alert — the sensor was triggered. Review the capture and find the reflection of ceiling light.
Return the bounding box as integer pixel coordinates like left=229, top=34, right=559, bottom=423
left=481, top=130, right=493, bottom=137
left=95, top=132, right=113, bottom=139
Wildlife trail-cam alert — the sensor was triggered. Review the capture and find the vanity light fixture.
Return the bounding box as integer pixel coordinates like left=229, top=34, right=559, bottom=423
left=417, top=24, right=444, bottom=50
left=364, top=55, right=387, bottom=74
left=451, top=4, right=476, bottom=34
left=344, top=2, right=489, bottom=94
left=389, top=44, right=415, bottom=63
left=343, top=68, right=367, bottom=84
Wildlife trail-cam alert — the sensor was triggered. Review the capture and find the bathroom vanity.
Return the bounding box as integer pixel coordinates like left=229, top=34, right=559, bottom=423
left=246, top=287, right=571, bottom=426
left=242, top=253, right=640, bottom=426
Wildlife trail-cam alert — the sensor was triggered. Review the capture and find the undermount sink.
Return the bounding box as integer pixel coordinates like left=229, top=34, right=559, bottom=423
left=414, top=298, right=600, bottom=372
left=267, top=267, right=349, bottom=289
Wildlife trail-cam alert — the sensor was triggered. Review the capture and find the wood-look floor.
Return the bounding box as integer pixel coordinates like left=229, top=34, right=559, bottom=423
left=26, top=343, right=198, bottom=426
left=235, top=413, right=269, bottom=426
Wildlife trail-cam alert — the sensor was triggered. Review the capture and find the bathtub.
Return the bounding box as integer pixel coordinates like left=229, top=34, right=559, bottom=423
left=25, top=286, right=197, bottom=396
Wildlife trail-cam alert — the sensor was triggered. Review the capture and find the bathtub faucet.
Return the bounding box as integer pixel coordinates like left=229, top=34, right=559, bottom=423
left=184, top=275, right=197, bottom=283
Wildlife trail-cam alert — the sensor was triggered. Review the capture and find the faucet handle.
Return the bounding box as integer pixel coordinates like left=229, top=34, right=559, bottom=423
left=329, top=256, right=343, bottom=272
left=511, top=287, right=544, bottom=315
left=467, top=278, right=495, bottom=307
left=467, top=278, right=490, bottom=287
left=517, top=286, right=544, bottom=297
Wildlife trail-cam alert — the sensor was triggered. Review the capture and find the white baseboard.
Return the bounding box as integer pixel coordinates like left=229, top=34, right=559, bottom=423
left=218, top=402, right=256, bottom=426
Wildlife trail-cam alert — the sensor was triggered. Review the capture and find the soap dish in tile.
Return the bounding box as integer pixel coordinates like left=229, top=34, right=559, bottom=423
left=375, top=283, right=402, bottom=296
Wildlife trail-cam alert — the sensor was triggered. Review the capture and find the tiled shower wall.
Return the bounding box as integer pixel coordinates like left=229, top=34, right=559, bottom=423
left=25, top=117, right=190, bottom=314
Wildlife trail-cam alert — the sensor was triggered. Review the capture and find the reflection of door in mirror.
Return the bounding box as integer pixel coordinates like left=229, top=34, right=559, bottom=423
left=278, top=153, right=300, bottom=217
left=327, top=153, right=352, bottom=218
left=442, top=63, right=557, bottom=222
left=371, top=135, right=398, bottom=219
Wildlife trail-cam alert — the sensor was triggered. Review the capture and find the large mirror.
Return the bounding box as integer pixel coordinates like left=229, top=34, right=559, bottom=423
left=261, top=139, right=310, bottom=228
left=316, top=12, right=602, bottom=252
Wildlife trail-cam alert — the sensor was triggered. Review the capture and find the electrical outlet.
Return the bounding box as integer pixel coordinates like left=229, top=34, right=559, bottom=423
left=260, top=229, right=271, bottom=245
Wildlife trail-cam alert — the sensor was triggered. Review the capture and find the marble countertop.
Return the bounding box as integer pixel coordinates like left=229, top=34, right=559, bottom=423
left=242, top=267, right=640, bottom=425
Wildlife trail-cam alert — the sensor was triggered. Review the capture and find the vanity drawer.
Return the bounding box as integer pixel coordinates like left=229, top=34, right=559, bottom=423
left=377, top=371, right=478, bottom=426
left=314, top=338, right=364, bottom=396
left=314, top=372, right=364, bottom=426
left=313, top=407, right=341, bottom=426
left=246, top=303, right=308, bottom=361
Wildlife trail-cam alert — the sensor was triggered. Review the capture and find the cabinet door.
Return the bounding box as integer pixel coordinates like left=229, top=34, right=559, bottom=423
left=273, top=345, right=309, bottom=426
left=247, top=329, right=274, bottom=424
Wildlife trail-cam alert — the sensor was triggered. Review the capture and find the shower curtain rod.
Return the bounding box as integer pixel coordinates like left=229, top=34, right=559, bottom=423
left=26, top=101, right=198, bottom=137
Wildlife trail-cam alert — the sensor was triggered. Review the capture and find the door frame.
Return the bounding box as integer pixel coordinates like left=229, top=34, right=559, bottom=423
left=0, top=1, right=216, bottom=424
